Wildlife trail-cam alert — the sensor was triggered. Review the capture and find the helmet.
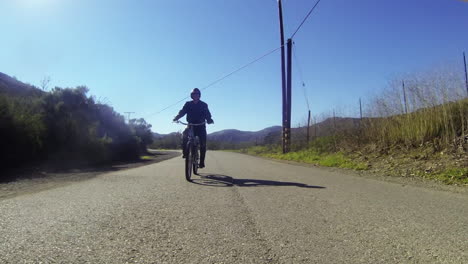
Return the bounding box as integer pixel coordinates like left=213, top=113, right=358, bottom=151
left=190, top=88, right=201, bottom=99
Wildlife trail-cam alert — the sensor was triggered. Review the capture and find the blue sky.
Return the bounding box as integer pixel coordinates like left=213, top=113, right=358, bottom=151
left=1, top=0, right=467, bottom=134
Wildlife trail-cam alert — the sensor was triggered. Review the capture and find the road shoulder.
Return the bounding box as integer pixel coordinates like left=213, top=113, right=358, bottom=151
left=230, top=151, right=468, bottom=196
left=0, top=150, right=180, bottom=200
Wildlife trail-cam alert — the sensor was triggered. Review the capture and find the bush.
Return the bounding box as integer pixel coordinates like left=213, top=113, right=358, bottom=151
left=1, top=85, right=153, bottom=178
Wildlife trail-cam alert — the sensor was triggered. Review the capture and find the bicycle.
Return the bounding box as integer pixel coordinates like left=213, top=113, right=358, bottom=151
left=174, top=120, right=206, bottom=181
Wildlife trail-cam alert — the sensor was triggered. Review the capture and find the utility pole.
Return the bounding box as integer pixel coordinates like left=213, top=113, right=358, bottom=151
left=402, top=80, right=408, bottom=114
left=464, top=52, right=468, bottom=96
left=359, top=98, right=363, bottom=121
left=124, top=112, right=135, bottom=123
left=314, top=117, right=317, bottom=138
left=278, top=0, right=288, bottom=154
left=359, top=98, right=363, bottom=136
left=307, top=110, right=311, bottom=145
left=333, top=110, right=337, bottom=152
left=285, top=38, right=293, bottom=153
left=359, top=98, right=363, bottom=146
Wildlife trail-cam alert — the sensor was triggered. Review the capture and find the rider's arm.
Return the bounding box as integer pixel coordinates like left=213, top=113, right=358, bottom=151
left=173, top=102, right=189, bottom=121
left=205, top=103, right=214, bottom=124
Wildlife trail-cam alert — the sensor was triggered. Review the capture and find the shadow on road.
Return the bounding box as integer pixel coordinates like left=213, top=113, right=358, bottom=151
left=191, top=174, right=325, bottom=189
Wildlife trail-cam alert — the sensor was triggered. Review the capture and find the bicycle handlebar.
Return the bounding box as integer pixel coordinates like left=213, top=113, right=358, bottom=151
left=174, top=120, right=207, bottom=126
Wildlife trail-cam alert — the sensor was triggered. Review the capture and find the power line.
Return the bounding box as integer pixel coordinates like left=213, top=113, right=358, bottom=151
left=293, top=42, right=309, bottom=111
left=147, top=0, right=323, bottom=118
left=200, top=46, right=283, bottom=91
left=146, top=45, right=283, bottom=117
left=148, top=97, right=190, bottom=117
left=290, top=0, right=323, bottom=39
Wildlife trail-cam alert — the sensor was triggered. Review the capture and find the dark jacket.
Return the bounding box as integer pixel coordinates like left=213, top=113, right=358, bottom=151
left=175, top=100, right=212, bottom=124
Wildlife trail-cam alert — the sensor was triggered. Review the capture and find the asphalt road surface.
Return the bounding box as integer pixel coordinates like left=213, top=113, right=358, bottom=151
left=1, top=151, right=467, bottom=263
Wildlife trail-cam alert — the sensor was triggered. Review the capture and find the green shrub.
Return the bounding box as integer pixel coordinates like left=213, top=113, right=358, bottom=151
left=1, top=85, right=153, bottom=177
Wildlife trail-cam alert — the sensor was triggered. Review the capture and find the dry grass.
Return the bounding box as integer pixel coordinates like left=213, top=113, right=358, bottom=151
left=271, top=64, right=468, bottom=185
left=361, top=67, right=468, bottom=150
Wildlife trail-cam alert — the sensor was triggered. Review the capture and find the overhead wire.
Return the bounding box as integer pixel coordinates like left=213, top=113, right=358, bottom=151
left=199, top=45, right=283, bottom=92
left=146, top=45, right=283, bottom=117
left=147, top=0, right=324, bottom=118
left=290, top=0, right=322, bottom=39
left=292, top=42, right=310, bottom=111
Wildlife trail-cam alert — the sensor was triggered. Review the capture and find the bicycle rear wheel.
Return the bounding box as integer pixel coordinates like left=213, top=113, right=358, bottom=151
left=185, top=142, right=193, bottom=181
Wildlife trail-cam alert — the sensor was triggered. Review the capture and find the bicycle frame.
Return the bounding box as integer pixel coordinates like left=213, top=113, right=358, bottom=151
left=175, top=121, right=206, bottom=181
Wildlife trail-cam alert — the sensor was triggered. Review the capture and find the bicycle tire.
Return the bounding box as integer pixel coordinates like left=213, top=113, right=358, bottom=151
left=193, top=137, right=200, bottom=175
left=193, top=145, right=199, bottom=175
left=185, top=142, right=193, bottom=181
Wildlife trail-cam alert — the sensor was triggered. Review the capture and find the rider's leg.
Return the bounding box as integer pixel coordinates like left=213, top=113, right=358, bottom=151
left=194, top=127, right=207, bottom=167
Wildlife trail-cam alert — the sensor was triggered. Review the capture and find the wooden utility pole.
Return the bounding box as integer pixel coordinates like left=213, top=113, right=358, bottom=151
left=359, top=98, right=363, bottom=135
left=359, top=98, right=363, bottom=120
left=464, top=52, right=468, bottom=96
left=333, top=110, right=337, bottom=152
left=278, top=0, right=288, bottom=154
left=402, top=80, right=408, bottom=114
left=307, top=110, right=311, bottom=145
left=359, top=98, right=363, bottom=146
left=285, top=38, right=293, bottom=153
left=314, top=117, right=317, bottom=138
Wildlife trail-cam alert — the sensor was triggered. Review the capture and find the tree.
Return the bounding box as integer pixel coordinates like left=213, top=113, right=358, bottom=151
left=129, top=118, right=153, bottom=153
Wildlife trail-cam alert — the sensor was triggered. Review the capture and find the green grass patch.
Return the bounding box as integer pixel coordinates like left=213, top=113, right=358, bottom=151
left=238, top=146, right=368, bottom=171
left=140, top=155, right=155, bottom=160
left=427, top=168, right=468, bottom=185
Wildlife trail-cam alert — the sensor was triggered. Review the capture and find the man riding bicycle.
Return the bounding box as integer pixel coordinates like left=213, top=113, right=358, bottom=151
left=173, top=88, right=214, bottom=168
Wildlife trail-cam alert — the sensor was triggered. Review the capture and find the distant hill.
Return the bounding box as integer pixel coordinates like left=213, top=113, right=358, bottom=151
left=0, top=72, right=43, bottom=97
left=151, top=126, right=282, bottom=149
left=209, top=118, right=362, bottom=145
left=152, top=132, right=179, bottom=139
left=208, top=126, right=282, bottom=143
left=153, top=126, right=282, bottom=143
left=295, top=117, right=361, bottom=138
left=152, top=117, right=364, bottom=146
left=152, top=132, right=165, bottom=139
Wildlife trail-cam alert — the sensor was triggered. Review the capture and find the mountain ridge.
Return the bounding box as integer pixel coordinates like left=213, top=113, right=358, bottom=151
left=153, top=126, right=282, bottom=142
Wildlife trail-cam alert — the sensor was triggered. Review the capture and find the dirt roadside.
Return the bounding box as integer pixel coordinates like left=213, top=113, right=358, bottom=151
left=0, top=150, right=180, bottom=200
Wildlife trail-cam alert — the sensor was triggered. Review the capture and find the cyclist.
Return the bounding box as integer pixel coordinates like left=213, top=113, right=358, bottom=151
left=173, top=88, right=214, bottom=168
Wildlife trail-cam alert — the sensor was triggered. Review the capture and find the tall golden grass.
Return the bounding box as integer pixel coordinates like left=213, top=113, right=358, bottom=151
left=362, top=66, right=468, bottom=150
left=293, top=65, right=468, bottom=153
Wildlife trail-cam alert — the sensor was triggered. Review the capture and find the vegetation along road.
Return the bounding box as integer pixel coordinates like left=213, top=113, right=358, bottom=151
left=1, top=151, right=467, bottom=263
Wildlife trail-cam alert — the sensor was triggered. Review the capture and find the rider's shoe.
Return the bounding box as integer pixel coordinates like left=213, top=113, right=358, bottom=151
left=199, top=162, right=205, bottom=168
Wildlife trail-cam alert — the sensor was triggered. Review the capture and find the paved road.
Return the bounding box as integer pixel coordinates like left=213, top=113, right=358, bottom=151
left=1, top=151, right=467, bottom=263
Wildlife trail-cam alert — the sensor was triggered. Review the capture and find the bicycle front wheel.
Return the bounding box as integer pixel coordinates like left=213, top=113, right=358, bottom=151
left=193, top=145, right=199, bottom=175
left=193, top=137, right=200, bottom=175
left=185, top=143, right=193, bottom=181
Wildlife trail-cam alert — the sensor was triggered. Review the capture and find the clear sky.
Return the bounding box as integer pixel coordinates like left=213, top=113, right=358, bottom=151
left=1, top=0, right=468, bottom=134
